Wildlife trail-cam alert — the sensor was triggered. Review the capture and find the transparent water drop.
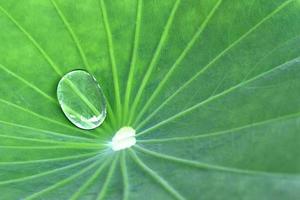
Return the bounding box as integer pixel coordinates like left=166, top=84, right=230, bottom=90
left=57, top=70, right=106, bottom=130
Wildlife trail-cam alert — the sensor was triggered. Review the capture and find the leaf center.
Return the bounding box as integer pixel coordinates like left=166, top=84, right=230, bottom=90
left=111, top=127, right=136, bottom=151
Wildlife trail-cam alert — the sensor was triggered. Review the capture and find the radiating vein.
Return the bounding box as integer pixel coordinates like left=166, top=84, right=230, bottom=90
left=242, top=34, right=300, bottom=83
left=50, top=0, right=116, bottom=129
left=69, top=157, right=112, bottom=200
left=0, top=152, right=99, bottom=165
left=102, top=99, right=116, bottom=132
left=96, top=155, right=119, bottom=200
left=24, top=159, right=103, bottom=200
left=0, top=70, right=100, bottom=139
left=138, top=111, right=300, bottom=143
left=0, top=98, right=97, bottom=138
left=133, top=0, right=223, bottom=126
left=0, top=5, right=62, bottom=75
left=0, top=134, right=99, bottom=146
left=0, top=154, right=100, bottom=185
left=1, top=3, right=115, bottom=138
left=120, top=151, right=129, bottom=200
left=128, top=0, right=181, bottom=125
left=123, top=0, right=143, bottom=124
left=0, top=5, right=112, bottom=137
left=137, top=48, right=300, bottom=137
left=0, top=5, right=102, bottom=138
left=134, top=145, right=296, bottom=177
left=0, top=64, right=104, bottom=138
left=129, top=149, right=185, bottom=200
left=0, top=144, right=102, bottom=150
left=135, top=0, right=294, bottom=130
left=50, top=0, right=92, bottom=72
left=0, top=119, right=94, bottom=142
left=0, top=63, right=56, bottom=104
left=99, top=0, right=122, bottom=123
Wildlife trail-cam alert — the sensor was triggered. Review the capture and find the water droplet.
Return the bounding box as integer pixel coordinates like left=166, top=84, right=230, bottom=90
left=57, top=70, right=106, bottom=130
left=111, top=127, right=136, bottom=151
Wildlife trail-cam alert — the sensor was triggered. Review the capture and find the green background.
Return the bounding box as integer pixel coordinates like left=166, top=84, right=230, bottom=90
left=0, top=0, right=299, bottom=199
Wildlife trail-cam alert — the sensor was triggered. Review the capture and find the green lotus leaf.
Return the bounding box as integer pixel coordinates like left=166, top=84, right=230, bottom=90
left=0, top=0, right=299, bottom=199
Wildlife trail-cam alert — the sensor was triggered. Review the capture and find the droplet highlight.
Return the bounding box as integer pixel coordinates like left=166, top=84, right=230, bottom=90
left=57, top=70, right=106, bottom=130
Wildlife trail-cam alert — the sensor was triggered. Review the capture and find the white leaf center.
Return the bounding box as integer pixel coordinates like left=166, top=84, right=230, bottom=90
left=111, top=127, right=136, bottom=151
